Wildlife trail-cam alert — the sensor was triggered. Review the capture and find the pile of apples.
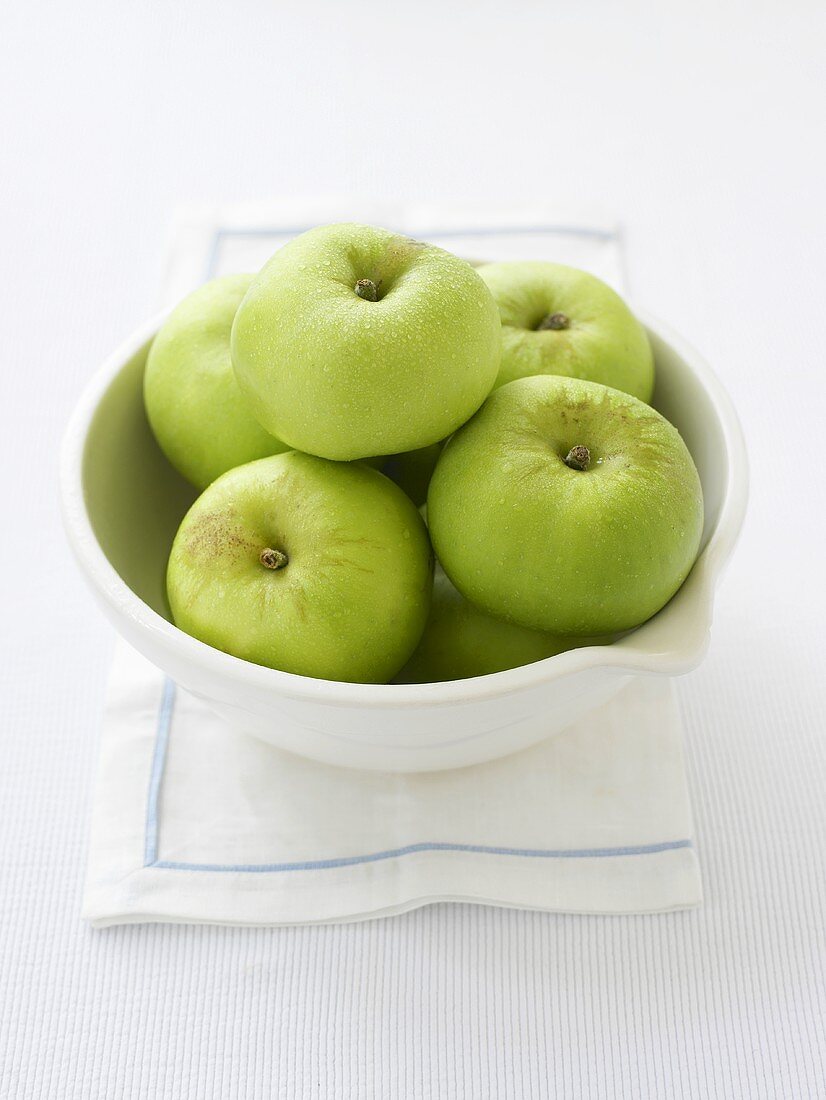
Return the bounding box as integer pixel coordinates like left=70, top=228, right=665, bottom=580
left=144, top=223, right=703, bottom=684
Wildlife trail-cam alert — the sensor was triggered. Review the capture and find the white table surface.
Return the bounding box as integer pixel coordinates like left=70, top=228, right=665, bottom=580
left=2, top=2, right=825, bottom=1096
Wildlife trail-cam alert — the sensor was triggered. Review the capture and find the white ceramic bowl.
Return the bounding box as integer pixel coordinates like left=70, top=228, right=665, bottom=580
left=61, top=307, right=747, bottom=772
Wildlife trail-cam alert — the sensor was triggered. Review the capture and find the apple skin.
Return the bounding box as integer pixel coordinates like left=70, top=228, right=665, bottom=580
left=381, top=443, right=443, bottom=507
left=231, top=224, right=502, bottom=460
left=427, top=375, right=703, bottom=636
left=144, top=275, right=288, bottom=489
left=167, top=452, right=433, bottom=683
left=396, top=561, right=604, bottom=683
left=477, top=261, right=654, bottom=402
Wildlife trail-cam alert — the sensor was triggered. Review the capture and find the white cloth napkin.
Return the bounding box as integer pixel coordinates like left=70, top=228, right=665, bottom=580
left=83, top=202, right=701, bottom=926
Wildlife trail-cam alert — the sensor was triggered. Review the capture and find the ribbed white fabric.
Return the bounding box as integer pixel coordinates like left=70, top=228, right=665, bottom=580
left=3, top=5, right=825, bottom=1094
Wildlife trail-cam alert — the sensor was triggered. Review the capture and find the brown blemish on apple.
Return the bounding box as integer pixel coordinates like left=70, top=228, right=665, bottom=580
left=185, top=511, right=255, bottom=562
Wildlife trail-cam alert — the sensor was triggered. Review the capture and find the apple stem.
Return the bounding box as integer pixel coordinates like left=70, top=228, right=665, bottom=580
left=537, top=312, right=570, bottom=331
left=564, top=445, right=591, bottom=471
left=355, top=278, right=379, bottom=302
left=259, top=547, right=289, bottom=570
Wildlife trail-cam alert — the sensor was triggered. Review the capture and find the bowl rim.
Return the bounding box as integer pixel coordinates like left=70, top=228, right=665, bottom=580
left=60, top=306, right=748, bottom=709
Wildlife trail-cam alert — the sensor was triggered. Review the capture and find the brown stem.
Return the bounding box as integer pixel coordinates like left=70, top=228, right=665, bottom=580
left=355, top=278, right=379, bottom=302
left=259, top=547, right=288, bottom=570
left=537, top=312, right=570, bottom=331
left=564, top=445, right=591, bottom=471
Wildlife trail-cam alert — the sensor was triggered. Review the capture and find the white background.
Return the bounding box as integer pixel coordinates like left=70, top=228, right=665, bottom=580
left=2, top=2, right=825, bottom=1096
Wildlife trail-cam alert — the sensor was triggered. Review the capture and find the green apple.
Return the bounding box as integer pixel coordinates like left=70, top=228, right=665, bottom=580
left=231, top=223, right=502, bottom=460
left=381, top=443, right=443, bottom=507
left=396, top=561, right=600, bottom=683
left=144, top=275, right=288, bottom=489
left=167, top=452, right=433, bottom=683
left=428, top=375, right=703, bottom=636
left=477, top=261, right=654, bottom=402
